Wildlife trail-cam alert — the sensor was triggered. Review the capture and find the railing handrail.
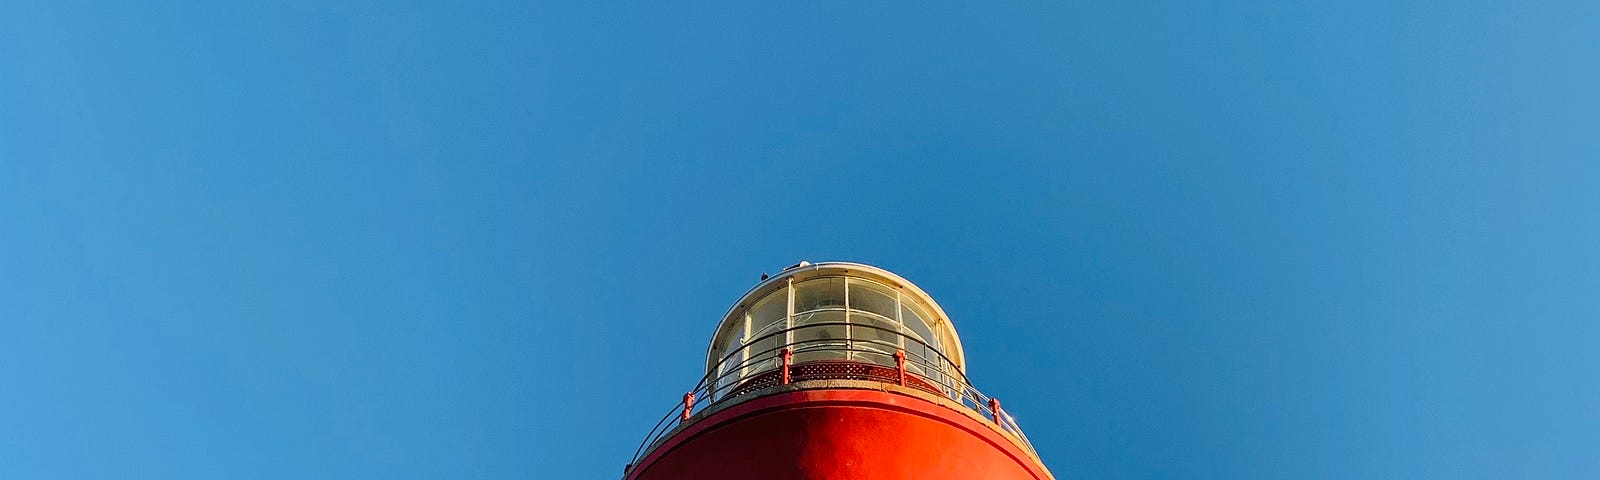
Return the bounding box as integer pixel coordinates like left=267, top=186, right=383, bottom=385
left=705, top=319, right=973, bottom=387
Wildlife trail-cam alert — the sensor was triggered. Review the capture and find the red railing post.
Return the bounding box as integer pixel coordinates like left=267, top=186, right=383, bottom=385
left=682, top=392, right=695, bottom=421
left=781, top=348, right=793, bottom=385
left=989, top=398, right=1001, bottom=424
left=894, top=350, right=907, bottom=386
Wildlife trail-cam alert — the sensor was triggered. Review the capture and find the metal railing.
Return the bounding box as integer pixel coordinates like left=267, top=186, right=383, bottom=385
left=625, top=322, right=1037, bottom=474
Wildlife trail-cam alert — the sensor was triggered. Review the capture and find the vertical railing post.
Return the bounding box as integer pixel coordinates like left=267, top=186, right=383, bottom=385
left=989, top=398, right=1001, bottom=424
left=781, top=348, right=793, bottom=385
left=682, top=392, right=695, bottom=421
left=894, top=350, right=907, bottom=386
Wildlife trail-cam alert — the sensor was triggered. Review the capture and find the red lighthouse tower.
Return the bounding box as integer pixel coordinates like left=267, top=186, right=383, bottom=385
left=624, top=262, right=1054, bottom=480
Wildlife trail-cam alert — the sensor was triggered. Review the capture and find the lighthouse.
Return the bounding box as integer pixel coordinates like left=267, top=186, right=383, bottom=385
left=624, top=261, right=1054, bottom=480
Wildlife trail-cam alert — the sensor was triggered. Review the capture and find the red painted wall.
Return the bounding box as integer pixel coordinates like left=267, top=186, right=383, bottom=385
left=627, top=389, right=1051, bottom=480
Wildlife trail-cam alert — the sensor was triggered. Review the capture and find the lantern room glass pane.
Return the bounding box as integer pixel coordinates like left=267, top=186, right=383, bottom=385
left=901, top=303, right=937, bottom=347
left=846, top=279, right=898, bottom=319
left=901, top=301, right=943, bottom=371
left=714, top=328, right=747, bottom=396
left=747, top=291, right=788, bottom=339
left=793, top=278, right=846, bottom=313
left=850, top=312, right=901, bottom=368
left=791, top=310, right=848, bottom=363
left=744, top=291, right=789, bottom=378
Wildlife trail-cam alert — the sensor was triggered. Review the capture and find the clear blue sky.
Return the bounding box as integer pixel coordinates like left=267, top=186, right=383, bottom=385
left=2, top=1, right=1597, bottom=479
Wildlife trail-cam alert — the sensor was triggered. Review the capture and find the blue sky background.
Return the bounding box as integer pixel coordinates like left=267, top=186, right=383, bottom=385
left=3, top=1, right=1597, bottom=479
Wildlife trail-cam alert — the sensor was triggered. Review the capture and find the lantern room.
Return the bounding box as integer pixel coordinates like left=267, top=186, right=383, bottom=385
left=703, top=261, right=967, bottom=402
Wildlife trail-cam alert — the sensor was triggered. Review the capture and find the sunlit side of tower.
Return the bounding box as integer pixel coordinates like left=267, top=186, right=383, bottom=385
left=624, top=262, right=1053, bottom=480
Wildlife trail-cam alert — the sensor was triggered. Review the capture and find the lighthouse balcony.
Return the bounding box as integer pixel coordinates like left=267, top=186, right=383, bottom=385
left=626, top=324, right=1039, bottom=475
